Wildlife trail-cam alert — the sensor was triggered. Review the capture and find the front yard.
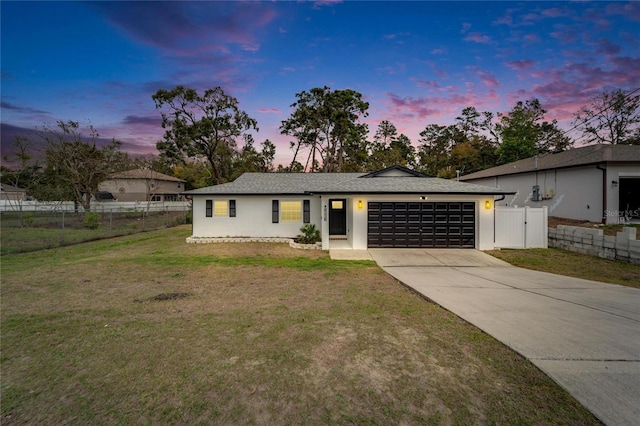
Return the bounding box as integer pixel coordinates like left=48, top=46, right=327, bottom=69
left=1, top=226, right=599, bottom=424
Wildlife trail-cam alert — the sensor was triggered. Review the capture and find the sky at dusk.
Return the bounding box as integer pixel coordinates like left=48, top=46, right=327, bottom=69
left=2, top=1, right=639, bottom=166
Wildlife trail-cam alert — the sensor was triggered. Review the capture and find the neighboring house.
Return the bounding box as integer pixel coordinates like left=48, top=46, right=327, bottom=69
left=460, top=144, right=640, bottom=224
left=99, top=169, right=186, bottom=202
left=0, top=183, right=27, bottom=201
left=184, top=165, right=513, bottom=250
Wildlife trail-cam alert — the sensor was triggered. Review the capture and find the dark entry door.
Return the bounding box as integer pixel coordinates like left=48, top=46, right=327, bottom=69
left=329, top=199, right=347, bottom=235
left=367, top=202, right=475, bottom=248
left=619, top=178, right=640, bottom=219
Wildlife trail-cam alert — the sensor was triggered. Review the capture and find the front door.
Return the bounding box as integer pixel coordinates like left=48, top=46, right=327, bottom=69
left=329, top=199, right=347, bottom=235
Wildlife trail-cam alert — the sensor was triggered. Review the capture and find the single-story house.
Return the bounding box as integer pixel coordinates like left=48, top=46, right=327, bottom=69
left=99, top=169, right=186, bottom=202
left=0, top=183, right=27, bottom=201
left=460, top=144, right=640, bottom=224
left=184, top=165, right=514, bottom=250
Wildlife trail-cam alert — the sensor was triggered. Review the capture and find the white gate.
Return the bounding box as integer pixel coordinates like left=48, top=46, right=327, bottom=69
left=495, top=206, right=548, bottom=249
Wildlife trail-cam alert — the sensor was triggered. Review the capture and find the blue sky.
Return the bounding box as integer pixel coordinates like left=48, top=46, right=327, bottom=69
left=2, top=1, right=639, bottom=165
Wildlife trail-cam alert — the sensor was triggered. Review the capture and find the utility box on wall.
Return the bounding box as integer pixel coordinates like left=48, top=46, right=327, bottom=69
left=532, top=185, right=541, bottom=202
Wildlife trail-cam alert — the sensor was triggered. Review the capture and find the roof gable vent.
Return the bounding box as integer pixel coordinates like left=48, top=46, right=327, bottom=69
left=360, top=165, right=429, bottom=178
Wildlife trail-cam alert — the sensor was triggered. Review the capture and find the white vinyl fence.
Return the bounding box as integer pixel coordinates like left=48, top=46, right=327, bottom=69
left=0, top=200, right=190, bottom=213
left=495, top=206, right=548, bottom=249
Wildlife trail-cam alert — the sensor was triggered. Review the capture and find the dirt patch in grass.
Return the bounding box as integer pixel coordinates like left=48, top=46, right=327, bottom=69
left=1, top=227, right=600, bottom=425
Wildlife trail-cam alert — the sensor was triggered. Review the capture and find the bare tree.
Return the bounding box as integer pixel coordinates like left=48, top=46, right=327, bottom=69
left=574, top=88, right=640, bottom=145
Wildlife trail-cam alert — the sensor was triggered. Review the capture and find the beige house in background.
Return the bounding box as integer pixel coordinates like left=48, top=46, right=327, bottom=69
left=99, top=169, right=186, bottom=202
left=0, top=183, right=28, bottom=201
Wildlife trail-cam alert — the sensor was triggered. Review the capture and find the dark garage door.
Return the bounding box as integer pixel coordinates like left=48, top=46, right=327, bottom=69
left=367, top=202, right=476, bottom=248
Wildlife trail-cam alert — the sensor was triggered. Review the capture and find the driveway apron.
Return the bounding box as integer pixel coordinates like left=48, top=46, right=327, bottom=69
left=369, top=249, right=640, bottom=426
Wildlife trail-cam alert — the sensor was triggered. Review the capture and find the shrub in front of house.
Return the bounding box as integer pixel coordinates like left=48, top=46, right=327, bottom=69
left=296, top=224, right=321, bottom=244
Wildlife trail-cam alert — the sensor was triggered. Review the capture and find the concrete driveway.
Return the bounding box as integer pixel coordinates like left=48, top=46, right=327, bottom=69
left=368, top=249, right=640, bottom=426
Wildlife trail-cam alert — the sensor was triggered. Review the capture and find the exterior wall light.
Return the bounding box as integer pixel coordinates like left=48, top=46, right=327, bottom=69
left=612, top=180, right=618, bottom=188
left=358, top=200, right=363, bottom=209
left=485, top=200, right=492, bottom=210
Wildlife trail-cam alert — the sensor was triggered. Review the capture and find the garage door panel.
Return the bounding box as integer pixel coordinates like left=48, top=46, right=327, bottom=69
left=421, top=214, right=435, bottom=223
left=368, top=201, right=476, bottom=248
left=435, top=214, right=449, bottom=223
left=448, top=215, right=462, bottom=224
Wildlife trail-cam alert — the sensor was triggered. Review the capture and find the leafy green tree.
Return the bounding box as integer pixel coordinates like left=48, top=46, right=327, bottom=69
left=152, top=86, right=258, bottom=184
left=172, top=161, right=213, bottom=190
left=1, top=136, right=41, bottom=192
left=280, top=86, right=369, bottom=172
left=495, top=99, right=571, bottom=164
left=574, top=88, right=640, bottom=145
left=36, top=120, right=125, bottom=210
left=230, top=136, right=277, bottom=180
left=417, top=124, right=454, bottom=177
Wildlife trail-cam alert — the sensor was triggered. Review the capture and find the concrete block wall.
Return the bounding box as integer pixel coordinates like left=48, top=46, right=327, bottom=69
left=548, top=225, right=640, bottom=265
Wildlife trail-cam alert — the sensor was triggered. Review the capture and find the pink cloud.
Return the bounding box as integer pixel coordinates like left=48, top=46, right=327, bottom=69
left=384, top=89, right=499, bottom=124
left=464, top=32, right=491, bottom=44
left=541, top=8, right=565, bottom=18
left=93, top=2, right=277, bottom=56
left=505, top=60, right=535, bottom=70
left=312, top=0, right=343, bottom=8
left=605, top=1, right=640, bottom=21
left=524, top=34, right=541, bottom=43
left=595, top=38, right=621, bottom=56
left=377, top=63, right=406, bottom=75
left=413, top=79, right=441, bottom=89
left=258, top=108, right=281, bottom=114
left=467, top=67, right=499, bottom=89
left=550, top=25, right=578, bottom=44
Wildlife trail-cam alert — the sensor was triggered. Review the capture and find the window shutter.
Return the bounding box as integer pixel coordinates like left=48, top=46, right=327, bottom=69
left=229, top=200, right=236, bottom=217
left=206, top=200, right=213, bottom=217
left=272, top=200, right=279, bottom=223
left=303, top=200, right=310, bottom=223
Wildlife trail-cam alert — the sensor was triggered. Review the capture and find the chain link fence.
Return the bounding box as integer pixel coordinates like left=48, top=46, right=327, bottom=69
left=1, top=201, right=192, bottom=255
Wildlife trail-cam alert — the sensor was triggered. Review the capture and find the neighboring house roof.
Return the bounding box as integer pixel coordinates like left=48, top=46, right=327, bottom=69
left=108, top=169, right=186, bottom=182
left=0, top=183, right=27, bottom=193
left=461, top=144, right=640, bottom=181
left=185, top=165, right=513, bottom=196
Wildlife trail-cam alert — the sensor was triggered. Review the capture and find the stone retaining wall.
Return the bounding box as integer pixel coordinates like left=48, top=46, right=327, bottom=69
left=548, top=225, right=640, bottom=264
left=186, top=236, right=322, bottom=250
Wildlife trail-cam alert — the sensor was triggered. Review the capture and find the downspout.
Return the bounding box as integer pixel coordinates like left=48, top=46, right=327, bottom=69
left=493, top=195, right=506, bottom=246
left=596, top=164, right=606, bottom=224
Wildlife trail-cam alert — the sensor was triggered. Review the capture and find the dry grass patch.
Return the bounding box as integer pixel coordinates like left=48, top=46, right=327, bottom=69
left=487, top=248, right=640, bottom=288
left=1, top=227, right=600, bottom=425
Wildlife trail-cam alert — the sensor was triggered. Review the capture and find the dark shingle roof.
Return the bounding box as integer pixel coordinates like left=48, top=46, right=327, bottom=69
left=185, top=168, right=512, bottom=196
left=460, top=144, right=640, bottom=181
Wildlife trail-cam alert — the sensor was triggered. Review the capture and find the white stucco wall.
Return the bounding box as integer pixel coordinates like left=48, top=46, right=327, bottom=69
left=465, top=166, right=608, bottom=223
left=191, top=195, right=322, bottom=238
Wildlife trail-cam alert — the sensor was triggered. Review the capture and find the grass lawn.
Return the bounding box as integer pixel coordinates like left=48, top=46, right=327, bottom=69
left=487, top=248, right=640, bottom=289
left=1, top=227, right=600, bottom=425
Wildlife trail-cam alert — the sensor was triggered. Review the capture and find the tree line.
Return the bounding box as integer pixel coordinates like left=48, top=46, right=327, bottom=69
left=2, top=86, right=639, bottom=209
